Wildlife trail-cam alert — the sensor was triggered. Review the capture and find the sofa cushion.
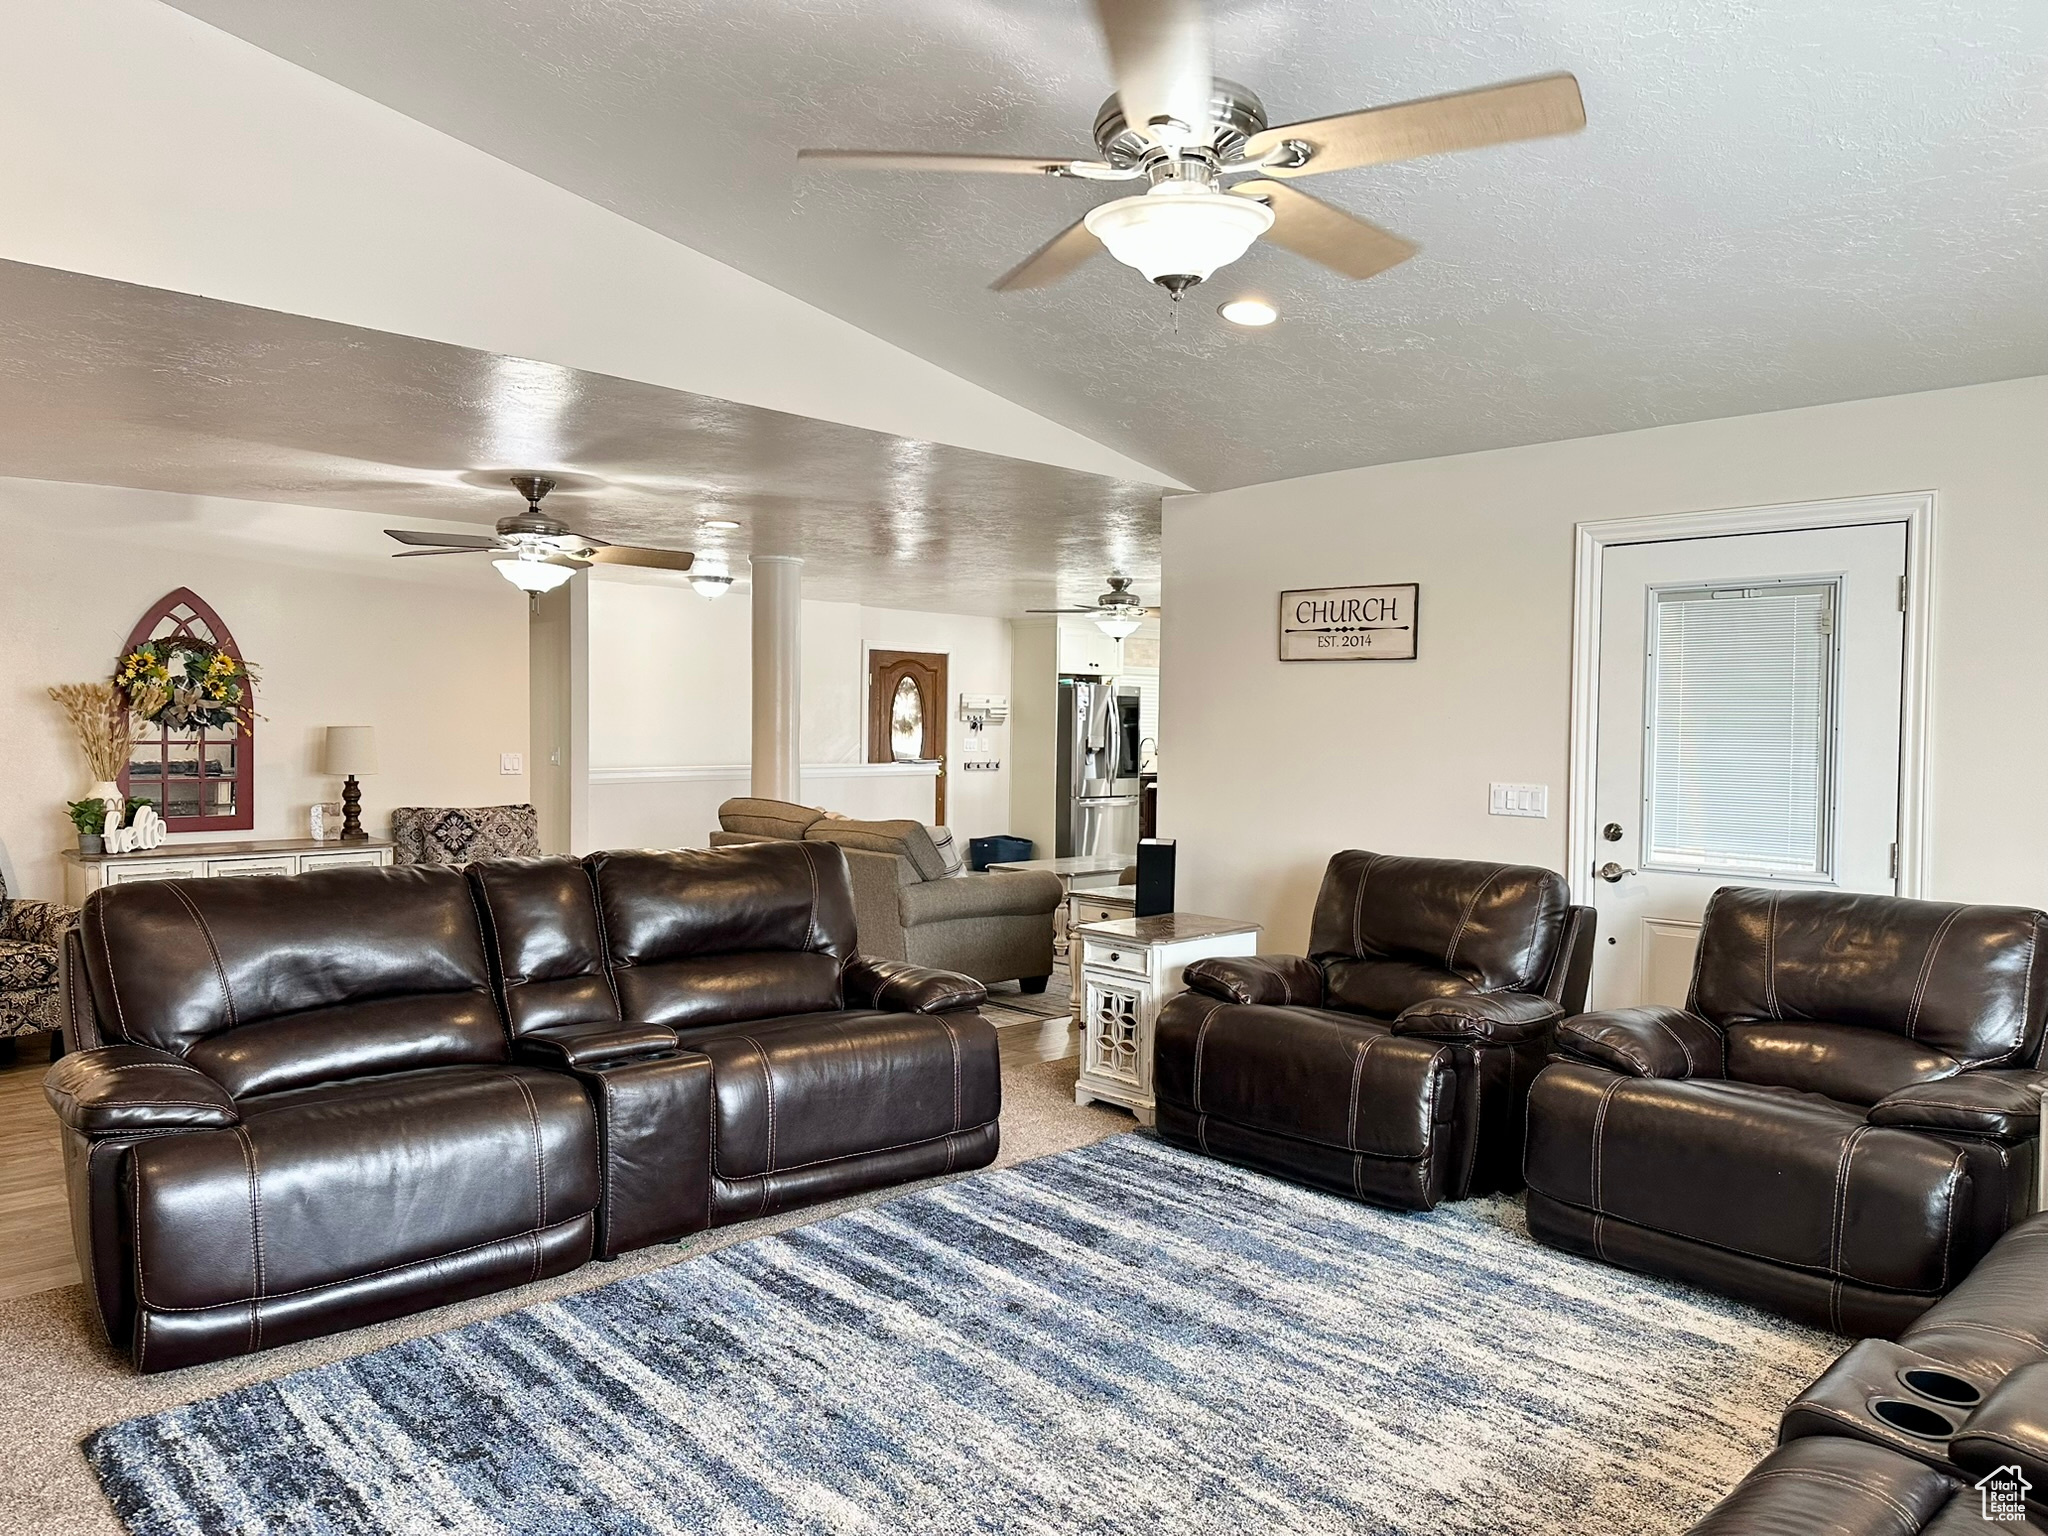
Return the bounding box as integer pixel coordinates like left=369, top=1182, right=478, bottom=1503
left=588, top=843, right=856, bottom=1029
left=1307, top=850, right=1571, bottom=1011
left=805, top=818, right=962, bottom=881
left=0, top=936, right=57, bottom=992
left=899, top=867, right=1062, bottom=928
left=1692, top=887, right=2048, bottom=1069
left=716, top=797, right=825, bottom=841
left=467, top=857, right=620, bottom=1037
left=1526, top=1063, right=1972, bottom=1294
left=390, top=804, right=540, bottom=866
left=80, top=866, right=501, bottom=1069
left=1725, top=1020, right=1961, bottom=1106
left=681, top=1009, right=999, bottom=1180
left=128, top=1064, right=598, bottom=1314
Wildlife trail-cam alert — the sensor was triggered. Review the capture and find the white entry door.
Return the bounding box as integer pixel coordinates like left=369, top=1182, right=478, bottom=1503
left=1587, top=522, right=1908, bottom=1010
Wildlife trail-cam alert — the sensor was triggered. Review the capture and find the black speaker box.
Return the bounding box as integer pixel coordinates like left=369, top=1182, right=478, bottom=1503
left=1135, top=838, right=1175, bottom=918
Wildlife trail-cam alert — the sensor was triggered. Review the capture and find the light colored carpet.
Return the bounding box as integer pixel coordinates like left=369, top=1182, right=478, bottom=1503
left=84, top=1137, right=1840, bottom=1536
left=0, top=1053, right=1128, bottom=1536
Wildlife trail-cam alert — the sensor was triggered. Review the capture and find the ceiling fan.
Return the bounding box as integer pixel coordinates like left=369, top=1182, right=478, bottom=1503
left=1029, top=575, right=1150, bottom=639
left=384, top=475, right=696, bottom=593
left=798, top=0, right=1584, bottom=298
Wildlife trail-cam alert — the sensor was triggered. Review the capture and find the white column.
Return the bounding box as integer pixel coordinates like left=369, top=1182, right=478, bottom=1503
left=749, top=555, right=803, bottom=801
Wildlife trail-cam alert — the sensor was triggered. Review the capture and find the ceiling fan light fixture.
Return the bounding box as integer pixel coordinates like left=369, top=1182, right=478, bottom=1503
left=690, top=573, right=735, bottom=599
left=493, top=555, right=576, bottom=593
left=1082, top=185, right=1273, bottom=287
left=1218, top=297, right=1279, bottom=327
left=1094, top=610, right=1145, bottom=640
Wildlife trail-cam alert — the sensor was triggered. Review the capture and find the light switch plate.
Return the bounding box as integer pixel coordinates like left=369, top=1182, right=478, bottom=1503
left=1489, top=782, right=1548, bottom=818
left=500, top=752, right=524, bottom=776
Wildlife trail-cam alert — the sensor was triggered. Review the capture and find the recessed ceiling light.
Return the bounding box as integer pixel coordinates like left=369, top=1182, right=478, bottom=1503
left=703, top=518, right=741, bottom=530
left=1218, top=298, right=1279, bottom=327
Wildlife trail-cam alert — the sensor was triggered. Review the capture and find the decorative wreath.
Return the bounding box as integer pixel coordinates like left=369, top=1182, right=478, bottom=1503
left=116, top=637, right=258, bottom=733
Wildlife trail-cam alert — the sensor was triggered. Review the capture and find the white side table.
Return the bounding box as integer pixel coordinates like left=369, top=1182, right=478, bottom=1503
left=1072, top=912, right=1260, bottom=1125
left=1067, top=885, right=1135, bottom=1015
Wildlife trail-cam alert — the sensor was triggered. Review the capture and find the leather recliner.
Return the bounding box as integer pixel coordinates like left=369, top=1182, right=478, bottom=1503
left=1152, top=851, right=1595, bottom=1211
left=1527, top=886, right=2048, bottom=1337
left=47, top=841, right=998, bottom=1371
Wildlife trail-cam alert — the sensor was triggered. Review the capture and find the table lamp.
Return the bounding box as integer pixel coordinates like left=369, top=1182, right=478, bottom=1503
left=321, top=725, right=378, bottom=842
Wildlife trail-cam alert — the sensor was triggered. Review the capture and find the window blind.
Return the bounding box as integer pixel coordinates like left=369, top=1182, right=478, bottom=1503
left=1646, top=582, right=1836, bottom=876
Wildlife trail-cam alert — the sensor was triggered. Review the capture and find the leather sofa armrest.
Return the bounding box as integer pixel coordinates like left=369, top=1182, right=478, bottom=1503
left=1181, top=955, right=1324, bottom=1008
left=514, top=1020, right=681, bottom=1070
left=1, top=897, right=78, bottom=945
left=1869, top=1070, right=2048, bottom=1144
left=1953, top=1359, right=2048, bottom=1496
left=43, top=1045, right=239, bottom=1135
left=1554, top=1006, right=1725, bottom=1079
left=1394, top=990, right=1562, bottom=1045
left=843, top=955, right=988, bottom=1014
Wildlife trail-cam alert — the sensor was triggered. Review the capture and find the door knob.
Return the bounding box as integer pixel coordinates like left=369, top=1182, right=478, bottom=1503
left=1596, top=862, right=1637, bottom=883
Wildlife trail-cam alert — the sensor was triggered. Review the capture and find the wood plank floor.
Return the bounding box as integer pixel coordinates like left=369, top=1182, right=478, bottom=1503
left=0, top=1003, right=1076, bottom=1306
left=0, top=1038, right=76, bottom=1302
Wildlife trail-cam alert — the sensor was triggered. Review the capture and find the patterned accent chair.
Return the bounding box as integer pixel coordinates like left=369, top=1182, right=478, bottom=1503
left=390, top=804, right=541, bottom=866
left=0, top=855, right=78, bottom=1051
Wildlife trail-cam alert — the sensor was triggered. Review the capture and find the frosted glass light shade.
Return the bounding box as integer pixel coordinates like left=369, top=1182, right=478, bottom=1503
left=1095, top=612, right=1145, bottom=640
left=1083, top=187, right=1274, bottom=284
left=322, top=725, right=378, bottom=777
left=690, top=573, right=735, bottom=599
left=494, top=556, right=576, bottom=593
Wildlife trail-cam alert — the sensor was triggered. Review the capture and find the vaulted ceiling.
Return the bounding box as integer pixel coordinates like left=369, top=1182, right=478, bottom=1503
left=165, top=0, right=2048, bottom=491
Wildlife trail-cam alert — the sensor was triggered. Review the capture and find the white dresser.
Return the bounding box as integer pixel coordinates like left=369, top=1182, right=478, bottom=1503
left=63, top=837, right=394, bottom=904
left=1071, top=911, right=1260, bottom=1125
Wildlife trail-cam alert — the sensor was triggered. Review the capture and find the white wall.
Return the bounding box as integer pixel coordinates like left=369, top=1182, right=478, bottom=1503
left=1161, top=375, right=2048, bottom=948
left=582, top=573, right=1013, bottom=850
left=0, top=0, right=1173, bottom=489
left=0, top=477, right=528, bottom=899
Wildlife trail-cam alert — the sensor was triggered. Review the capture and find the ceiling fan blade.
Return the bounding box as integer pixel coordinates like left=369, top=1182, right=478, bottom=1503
left=1243, top=72, right=1586, bottom=178
left=583, top=545, right=696, bottom=573
left=393, top=547, right=497, bottom=558
left=1092, top=0, right=1213, bottom=147
left=385, top=528, right=501, bottom=549
left=1231, top=180, right=1417, bottom=280
left=992, top=217, right=1103, bottom=291
left=797, top=149, right=1109, bottom=177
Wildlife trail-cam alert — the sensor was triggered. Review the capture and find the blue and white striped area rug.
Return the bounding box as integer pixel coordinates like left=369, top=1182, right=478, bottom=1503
left=85, top=1134, right=1836, bottom=1536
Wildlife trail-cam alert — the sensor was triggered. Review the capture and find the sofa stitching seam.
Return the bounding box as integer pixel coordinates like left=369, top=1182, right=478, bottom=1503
left=234, top=1124, right=263, bottom=1352
left=166, top=884, right=238, bottom=1034
left=1904, top=906, right=1965, bottom=1042
left=1444, top=869, right=1504, bottom=980
left=1190, top=1000, right=1228, bottom=1114
left=507, top=1076, right=547, bottom=1281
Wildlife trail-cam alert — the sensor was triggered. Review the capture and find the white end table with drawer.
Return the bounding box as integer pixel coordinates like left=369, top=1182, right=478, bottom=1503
left=1071, top=912, right=1261, bottom=1125
left=63, top=837, right=394, bottom=903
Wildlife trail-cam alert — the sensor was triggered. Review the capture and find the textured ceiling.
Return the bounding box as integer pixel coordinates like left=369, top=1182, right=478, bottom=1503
left=164, top=0, right=2048, bottom=491
left=0, top=259, right=1159, bottom=615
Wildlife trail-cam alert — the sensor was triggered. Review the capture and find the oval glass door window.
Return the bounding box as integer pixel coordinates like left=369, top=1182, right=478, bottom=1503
left=890, top=675, right=925, bottom=760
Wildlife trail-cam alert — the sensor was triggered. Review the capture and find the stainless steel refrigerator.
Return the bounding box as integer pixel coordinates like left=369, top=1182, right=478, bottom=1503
left=1055, top=677, right=1142, bottom=859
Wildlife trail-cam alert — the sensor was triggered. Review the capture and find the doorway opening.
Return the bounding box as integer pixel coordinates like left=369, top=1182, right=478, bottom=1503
left=868, top=649, right=948, bottom=824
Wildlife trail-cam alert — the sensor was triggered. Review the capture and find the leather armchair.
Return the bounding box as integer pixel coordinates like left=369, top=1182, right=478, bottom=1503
left=1153, top=850, right=1595, bottom=1211
left=1528, top=886, right=2048, bottom=1337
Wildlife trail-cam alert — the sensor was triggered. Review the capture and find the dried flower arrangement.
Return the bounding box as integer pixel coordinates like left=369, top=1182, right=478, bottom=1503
left=48, top=679, right=171, bottom=783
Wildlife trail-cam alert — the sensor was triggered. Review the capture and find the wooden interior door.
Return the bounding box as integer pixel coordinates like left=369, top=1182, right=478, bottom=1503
left=867, top=649, right=948, bottom=824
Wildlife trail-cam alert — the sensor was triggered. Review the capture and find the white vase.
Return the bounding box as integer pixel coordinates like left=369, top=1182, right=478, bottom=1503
left=87, top=780, right=122, bottom=802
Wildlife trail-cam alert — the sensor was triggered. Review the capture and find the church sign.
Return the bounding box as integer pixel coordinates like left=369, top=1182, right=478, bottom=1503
left=1279, top=584, right=1420, bottom=661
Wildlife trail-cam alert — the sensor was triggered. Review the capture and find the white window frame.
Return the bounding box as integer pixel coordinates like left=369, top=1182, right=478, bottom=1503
left=1638, top=575, right=1843, bottom=882
left=1567, top=492, right=1935, bottom=908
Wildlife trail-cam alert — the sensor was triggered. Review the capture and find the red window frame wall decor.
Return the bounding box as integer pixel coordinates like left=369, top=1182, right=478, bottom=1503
left=116, top=589, right=256, bottom=833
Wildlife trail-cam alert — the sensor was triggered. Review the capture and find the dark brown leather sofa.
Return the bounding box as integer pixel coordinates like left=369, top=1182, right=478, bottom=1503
left=1685, top=1212, right=2048, bottom=1532
left=46, top=842, right=997, bottom=1371
left=1527, top=886, right=2048, bottom=1338
left=1152, top=851, right=1594, bottom=1211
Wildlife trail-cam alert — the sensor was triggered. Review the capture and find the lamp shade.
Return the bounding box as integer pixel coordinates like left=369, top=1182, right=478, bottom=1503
left=322, top=725, right=378, bottom=777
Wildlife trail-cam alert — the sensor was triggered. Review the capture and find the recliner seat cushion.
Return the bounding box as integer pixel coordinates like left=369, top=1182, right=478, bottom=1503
left=1307, top=850, right=1570, bottom=1016
left=80, top=866, right=500, bottom=1076
left=1527, top=1063, right=1972, bottom=1294
left=589, top=844, right=856, bottom=1029
left=681, top=1009, right=998, bottom=1181
left=128, top=1064, right=598, bottom=1313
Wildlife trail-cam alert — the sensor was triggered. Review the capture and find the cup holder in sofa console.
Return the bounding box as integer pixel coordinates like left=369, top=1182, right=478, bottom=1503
left=1896, top=1367, right=1982, bottom=1407
left=1868, top=1397, right=1960, bottom=1439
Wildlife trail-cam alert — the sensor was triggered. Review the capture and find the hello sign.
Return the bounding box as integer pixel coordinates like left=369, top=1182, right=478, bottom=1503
left=1279, top=584, right=1420, bottom=661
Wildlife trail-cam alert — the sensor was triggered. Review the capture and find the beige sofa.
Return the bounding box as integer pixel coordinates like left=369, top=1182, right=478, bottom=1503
left=709, top=798, right=1062, bottom=991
